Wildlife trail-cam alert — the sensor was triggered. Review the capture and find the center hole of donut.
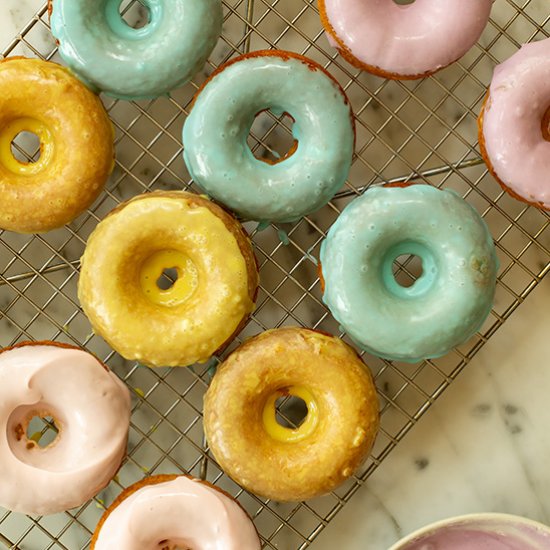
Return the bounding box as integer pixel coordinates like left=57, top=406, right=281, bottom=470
left=11, top=131, right=41, bottom=164
left=542, top=107, right=550, bottom=142
left=393, top=0, right=415, bottom=4
left=119, top=0, right=150, bottom=29
left=157, top=542, right=192, bottom=550
left=156, top=267, right=179, bottom=290
left=392, top=254, right=423, bottom=288
left=248, top=110, right=297, bottom=164
left=275, top=395, right=309, bottom=429
left=25, top=415, right=59, bottom=449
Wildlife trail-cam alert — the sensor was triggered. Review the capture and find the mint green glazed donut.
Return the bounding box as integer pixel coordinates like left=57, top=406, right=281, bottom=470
left=319, top=185, right=498, bottom=363
left=50, top=0, right=222, bottom=100
left=183, top=51, right=355, bottom=223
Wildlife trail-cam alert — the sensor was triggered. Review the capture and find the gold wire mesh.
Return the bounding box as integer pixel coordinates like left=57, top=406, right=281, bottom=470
left=1, top=0, right=550, bottom=548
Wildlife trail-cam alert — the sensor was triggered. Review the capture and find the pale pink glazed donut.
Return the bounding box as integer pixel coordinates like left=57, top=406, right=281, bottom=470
left=91, top=475, right=261, bottom=549
left=0, top=342, right=130, bottom=515
left=319, top=0, right=494, bottom=79
left=479, top=39, right=550, bottom=209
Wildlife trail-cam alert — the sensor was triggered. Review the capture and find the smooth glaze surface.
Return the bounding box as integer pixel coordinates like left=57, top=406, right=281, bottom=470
left=0, top=57, right=114, bottom=233
left=204, top=328, right=379, bottom=502
left=93, top=476, right=261, bottom=549
left=320, top=185, right=498, bottom=363
left=0, top=344, right=130, bottom=515
left=481, top=39, right=550, bottom=209
left=390, top=514, right=550, bottom=550
left=50, top=0, right=222, bottom=99
left=78, top=191, right=258, bottom=368
left=183, top=51, right=355, bottom=223
left=320, top=0, right=493, bottom=77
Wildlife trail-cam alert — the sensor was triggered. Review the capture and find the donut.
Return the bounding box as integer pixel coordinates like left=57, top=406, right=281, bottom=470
left=78, top=191, right=259, bottom=368
left=0, top=57, right=114, bottom=233
left=319, top=184, right=498, bottom=363
left=318, top=0, right=493, bottom=79
left=49, top=0, right=222, bottom=100
left=203, top=328, right=379, bottom=501
left=91, top=474, right=261, bottom=549
left=0, top=341, right=130, bottom=515
left=183, top=50, right=355, bottom=223
left=479, top=39, right=550, bottom=209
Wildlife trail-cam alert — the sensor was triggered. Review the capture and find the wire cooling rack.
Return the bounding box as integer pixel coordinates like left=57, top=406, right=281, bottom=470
left=1, top=0, right=550, bottom=548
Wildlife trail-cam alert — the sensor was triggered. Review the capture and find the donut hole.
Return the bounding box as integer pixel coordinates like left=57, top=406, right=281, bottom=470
left=275, top=395, right=309, bottom=429
left=11, top=131, right=41, bottom=164
left=119, top=0, right=150, bottom=29
left=157, top=541, right=192, bottom=550
left=156, top=267, right=179, bottom=291
left=392, top=254, right=423, bottom=288
left=542, top=106, right=550, bottom=142
left=248, top=110, right=297, bottom=165
left=25, top=415, right=59, bottom=449
left=393, top=0, right=415, bottom=4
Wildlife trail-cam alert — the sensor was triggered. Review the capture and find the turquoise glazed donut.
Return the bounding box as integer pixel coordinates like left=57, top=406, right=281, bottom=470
left=319, top=185, right=498, bottom=363
left=183, top=51, right=355, bottom=223
left=49, top=0, right=222, bottom=100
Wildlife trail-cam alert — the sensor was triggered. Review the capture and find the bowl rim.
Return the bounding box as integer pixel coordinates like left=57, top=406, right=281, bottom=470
left=388, top=512, right=550, bottom=550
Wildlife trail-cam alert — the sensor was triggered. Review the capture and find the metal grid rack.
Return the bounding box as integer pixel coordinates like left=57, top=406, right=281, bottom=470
left=1, top=0, right=550, bottom=548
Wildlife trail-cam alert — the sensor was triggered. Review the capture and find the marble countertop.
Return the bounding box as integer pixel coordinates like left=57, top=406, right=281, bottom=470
left=1, top=2, right=550, bottom=550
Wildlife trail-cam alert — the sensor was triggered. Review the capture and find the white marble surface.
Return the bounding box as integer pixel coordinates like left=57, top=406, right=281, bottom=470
left=1, top=2, right=550, bottom=550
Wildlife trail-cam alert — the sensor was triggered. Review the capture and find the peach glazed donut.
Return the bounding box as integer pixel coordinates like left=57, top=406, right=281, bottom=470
left=318, top=0, right=493, bottom=79
left=479, top=38, right=550, bottom=209
left=78, top=191, right=259, bottom=368
left=0, top=341, right=130, bottom=515
left=203, top=328, right=380, bottom=501
left=91, top=475, right=261, bottom=549
left=0, top=57, right=115, bottom=233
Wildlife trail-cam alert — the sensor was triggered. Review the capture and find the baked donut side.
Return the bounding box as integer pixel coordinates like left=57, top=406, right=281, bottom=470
left=203, top=327, right=380, bottom=502
left=78, top=191, right=259, bottom=367
left=91, top=474, right=261, bottom=549
left=0, top=57, right=115, bottom=233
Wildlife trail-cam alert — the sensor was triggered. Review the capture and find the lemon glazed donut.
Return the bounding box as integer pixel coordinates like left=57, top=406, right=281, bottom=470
left=0, top=57, right=115, bottom=233
left=49, top=0, right=222, bottom=100
left=91, top=475, right=261, bottom=549
left=479, top=39, right=550, bottom=209
left=319, top=0, right=493, bottom=79
left=319, top=184, right=498, bottom=363
left=78, top=191, right=259, bottom=368
left=203, top=328, right=379, bottom=502
left=0, top=341, right=130, bottom=516
left=183, top=50, right=355, bottom=223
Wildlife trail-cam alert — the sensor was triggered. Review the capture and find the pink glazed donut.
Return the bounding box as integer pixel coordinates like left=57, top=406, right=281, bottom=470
left=0, top=342, right=131, bottom=515
left=479, top=39, right=550, bottom=209
left=319, top=0, right=494, bottom=79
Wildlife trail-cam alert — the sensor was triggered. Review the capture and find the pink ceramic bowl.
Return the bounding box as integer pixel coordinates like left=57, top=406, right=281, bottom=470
left=389, top=513, right=550, bottom=550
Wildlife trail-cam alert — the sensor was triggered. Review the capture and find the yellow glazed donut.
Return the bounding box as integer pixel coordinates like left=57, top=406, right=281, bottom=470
left=203, top=327, right=380, bottom=501
left=78, top=191, right=259, bottom=368
left=0, top=57, right=114, bottom=233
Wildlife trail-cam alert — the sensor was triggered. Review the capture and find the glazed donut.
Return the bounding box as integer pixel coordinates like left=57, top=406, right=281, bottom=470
left=49, top=0, right=222, bottom=100
left=0, top=57, right=114, bottom=233
left=319, top=184, right=498, bottom=362
left=479, top=39, right=550, bottom=209
left=319, top=0, right=493, bottom=79
left=183, top=50, right=355, bottom=223
left=203, top=328, right=379, bottom=501
left=78, top=191, right=259, bottom=368
left=0, top=341, right=130, bottom=515
left=91, top=475, right=261, bottom=549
